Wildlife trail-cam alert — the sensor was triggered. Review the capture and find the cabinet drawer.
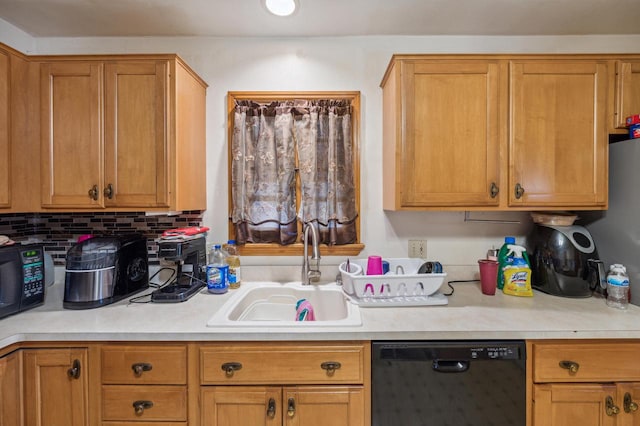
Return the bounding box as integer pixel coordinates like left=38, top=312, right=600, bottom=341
left=532, top=342, right=640, bottom=382
left=101, top=385, right=187, bottom=422
left=102, top=423, right=186, bottom=426
left=101, top=344, right=187, bottom=384
left=200, top=343, right=365, bottom=384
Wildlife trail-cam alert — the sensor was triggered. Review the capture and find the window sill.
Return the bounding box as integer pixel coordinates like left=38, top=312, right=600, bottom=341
left=237, top=243, right=365, bottom=257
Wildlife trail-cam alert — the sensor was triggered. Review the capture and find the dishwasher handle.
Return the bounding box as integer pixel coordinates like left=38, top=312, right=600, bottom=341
left=432, top=360, right=470, bottom=373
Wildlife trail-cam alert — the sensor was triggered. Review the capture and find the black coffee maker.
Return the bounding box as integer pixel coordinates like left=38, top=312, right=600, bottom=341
left=527, top=224, right=606, bottom=298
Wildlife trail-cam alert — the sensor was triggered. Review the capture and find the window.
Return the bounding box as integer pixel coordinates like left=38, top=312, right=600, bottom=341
left=227, top=91, right=363, bottom=256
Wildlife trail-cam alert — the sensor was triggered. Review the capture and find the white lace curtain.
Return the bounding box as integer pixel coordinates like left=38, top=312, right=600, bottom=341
left=230, top=99, right=358, bottom=245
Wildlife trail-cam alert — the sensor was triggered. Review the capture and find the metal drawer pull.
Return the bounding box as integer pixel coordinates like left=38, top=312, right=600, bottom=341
left=490, top=182, right=499, bottom=198
left=88, top=185, right=99, bottom=200
left=131, top=362, right=153, bottom=377
left=133, top=400, right=154, bottom=416
left=104, top=183, right=114, bottom=199
left=558, top=360, right=580, bottom=374
left=514, top=183, right=525, bottom=199
left=606, top=395, right=620, bottom=416
left=287, top=398, right=296, bottom=417
left=221, top=362, right=243, bottom=377
left=267, top=398, right=276, bottom=418
left=67, top=359, right=81, bottom=379
left=624, top=392, right=639, bottom=413
left=320, top=361, right=341, bottom=376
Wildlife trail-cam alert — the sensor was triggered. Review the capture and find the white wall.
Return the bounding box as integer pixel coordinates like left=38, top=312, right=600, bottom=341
left=6, top=28, right=640, bottom=272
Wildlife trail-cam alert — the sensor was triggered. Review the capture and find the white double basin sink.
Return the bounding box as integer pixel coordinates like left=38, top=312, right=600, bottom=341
left=207, top=282, right=362, bottom=327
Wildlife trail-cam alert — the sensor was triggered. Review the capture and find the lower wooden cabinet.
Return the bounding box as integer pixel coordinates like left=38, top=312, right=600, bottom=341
left=202, top=385, right=365, bottom=426
left=22, top=348, right=89, bottom=426
left=0, top=350, right=22, bottom=425
left=531, top=341, right=640, bottom=426
left=200, top=342, right=370, bottom=426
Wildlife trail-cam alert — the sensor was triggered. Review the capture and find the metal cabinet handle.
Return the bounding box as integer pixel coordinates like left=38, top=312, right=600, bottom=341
left=88, top=185, right=99, bottom=200
left=287, top=397, right=296, bottom=418
left=606, top=395, right=620, bottom=416
left=131, top=362, right=153, bottom=377
left=514, top=183, right=525, bottom=199
left=67, top=359, right=81, bottom=379
left=624, top=392, right=639, bottom=413
left=267, top=397, right=276, bottom=418
left=221, top=362, right=243, bottom=377
left=320, top=361, right=341, bottom=376
left=133, top=400, right=154, bottom=416
left=559, top=360, right=580, bottom=374
left=104, top=183, right=114, bottom=199
left=490, top=182, right=499, bottom=198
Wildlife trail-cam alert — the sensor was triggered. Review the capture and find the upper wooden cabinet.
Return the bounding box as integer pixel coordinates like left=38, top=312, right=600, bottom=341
left=0, top=47, right=10, bottom=209
left=382, top=59, right=503, bottom=209
left=509, top=60, right=608, bottom=208
left=380, top=54, right=635, bottom=211
left=615, top=59, right=640, bottom=130
left=39, top=55, right=207, bottom=211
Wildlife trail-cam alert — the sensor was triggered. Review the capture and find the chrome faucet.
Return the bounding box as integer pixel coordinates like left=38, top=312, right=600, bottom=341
left=302, top=222, right=321, bottom=284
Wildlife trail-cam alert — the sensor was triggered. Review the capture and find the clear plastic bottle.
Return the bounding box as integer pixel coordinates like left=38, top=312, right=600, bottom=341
left=606, top=264, right=629, bottom=310
left=223, top=240, right=241, bottom=290
left=207, top=244, right=228, bottom=294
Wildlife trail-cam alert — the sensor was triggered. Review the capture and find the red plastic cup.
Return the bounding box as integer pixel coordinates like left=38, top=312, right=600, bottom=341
left=478, top=259, right=499, bottom=295
left=367, top=255, right=384, bottom=275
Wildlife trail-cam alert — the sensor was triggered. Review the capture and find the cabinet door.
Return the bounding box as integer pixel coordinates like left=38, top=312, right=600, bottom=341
left=510, top=60, right=608, bottom=208
left=23, top=348, right=88, bottom=426
left=615, top=60, right=640, bottom=130
left=533, top=383, right=616, bottom=426
left=619, top=383, right=640, bottom=426
left=40, top=62, right=104, bottom=208
left=397, top=60, right=501, bottom=207
left=201, top=386, right=282, bottom=426
left=284, top=386, right=365, bottom=426
left=0, top=48, right=10, bottom=209
left=104, top=61, right=169, bottom=208
left=0, top=351, right=22, bottom=426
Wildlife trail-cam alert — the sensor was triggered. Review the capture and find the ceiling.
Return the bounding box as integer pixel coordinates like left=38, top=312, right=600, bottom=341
left=1, top=0, right=639, bottom=38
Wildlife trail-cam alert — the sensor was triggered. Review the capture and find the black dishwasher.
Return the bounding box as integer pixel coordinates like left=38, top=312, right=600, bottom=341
left=372, top=340, right=526, bottom=426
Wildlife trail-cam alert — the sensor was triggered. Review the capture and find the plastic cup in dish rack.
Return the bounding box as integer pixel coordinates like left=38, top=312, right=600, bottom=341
left=367, top=255, right=384, bottom=275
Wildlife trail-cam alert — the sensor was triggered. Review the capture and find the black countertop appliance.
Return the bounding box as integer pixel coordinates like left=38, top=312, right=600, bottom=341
left=0, top=243, right=46, bottom=319
left=64, top=234, right=149, bottom=309
left=527, top=224, right=606, bottom=298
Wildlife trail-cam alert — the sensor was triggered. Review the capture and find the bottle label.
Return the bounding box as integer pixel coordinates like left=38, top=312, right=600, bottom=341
left=607, top=277, right=629, bottom=287
left=207, top=265, right=229, bottom=291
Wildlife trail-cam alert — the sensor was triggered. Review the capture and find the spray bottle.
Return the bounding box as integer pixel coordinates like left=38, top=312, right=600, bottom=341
left=497, top=236, right=516, bottom=290
left=502, top=244, right=533, bottom=297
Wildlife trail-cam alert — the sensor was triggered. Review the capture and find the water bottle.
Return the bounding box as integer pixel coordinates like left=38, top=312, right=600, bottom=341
left=207, top=244, right=229, bottom=294
left=606, top=264, right=629, bottom=310
left=223, top=240, right=241, bottom=290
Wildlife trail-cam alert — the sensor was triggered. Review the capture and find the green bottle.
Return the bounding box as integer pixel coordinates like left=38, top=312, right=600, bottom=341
left=497, top=236, right=516, bottom=290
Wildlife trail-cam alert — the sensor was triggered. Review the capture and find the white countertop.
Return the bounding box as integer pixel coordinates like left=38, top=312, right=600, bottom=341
left=2, top=279, right=640, bottom=350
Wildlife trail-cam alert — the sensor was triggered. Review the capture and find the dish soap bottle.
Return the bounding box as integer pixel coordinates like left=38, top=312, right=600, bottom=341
left=497, top=236, right=516, bottom=290
left=606, top=264, right=629, bottom=310
left=502, top=244, right=533, bottom=297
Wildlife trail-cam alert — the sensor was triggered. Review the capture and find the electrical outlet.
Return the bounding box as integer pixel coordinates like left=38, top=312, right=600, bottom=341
left=408, top=240, right=427, bottom=259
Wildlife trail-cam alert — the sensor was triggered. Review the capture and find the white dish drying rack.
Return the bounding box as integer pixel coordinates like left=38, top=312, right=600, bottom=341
left=339, top=258, right=448, bottom=307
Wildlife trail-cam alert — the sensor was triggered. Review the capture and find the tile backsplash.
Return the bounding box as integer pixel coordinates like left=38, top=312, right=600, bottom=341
left=0, top=211, right=204, bottom=265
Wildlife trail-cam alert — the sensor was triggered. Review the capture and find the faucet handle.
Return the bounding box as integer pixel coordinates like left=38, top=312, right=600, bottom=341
left=308, top=269, right=322, bottom=283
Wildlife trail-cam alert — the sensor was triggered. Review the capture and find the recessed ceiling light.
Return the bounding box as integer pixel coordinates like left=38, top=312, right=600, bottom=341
left=265, top=0, right=297, bottom=17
